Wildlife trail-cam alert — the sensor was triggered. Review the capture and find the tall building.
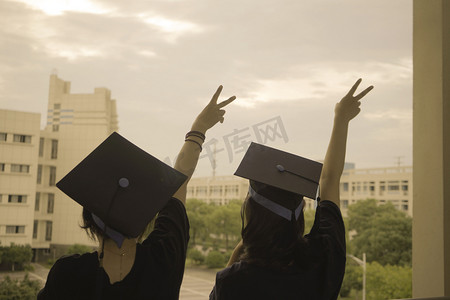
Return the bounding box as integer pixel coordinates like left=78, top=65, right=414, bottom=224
left=33, top=75, right=119, bottom=259
left=339, top=166, right=413, bottom=217
left=187, top=176, right=249, bottom=205
left=0, top=110, right=40, bottom=246
left=187, top=165, right=413, bottom=217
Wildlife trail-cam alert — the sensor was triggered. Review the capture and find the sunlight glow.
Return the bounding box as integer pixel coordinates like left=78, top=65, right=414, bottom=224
left=140, top=15, right=202, bottom=33
left=13, top=0, right=111, bottom=16
left=45, top=44, right=102, bottom=60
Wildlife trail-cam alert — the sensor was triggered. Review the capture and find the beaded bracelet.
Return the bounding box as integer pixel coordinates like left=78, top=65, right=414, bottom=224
left=185, top=138, right=202, bottom=151
left=185, top=130, right=206, bottom=141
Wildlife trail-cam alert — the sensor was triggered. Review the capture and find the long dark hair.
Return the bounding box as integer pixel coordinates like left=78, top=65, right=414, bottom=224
left=239, top=194, right=309, bottom=271
left=81, top=208, right=106, bottom=242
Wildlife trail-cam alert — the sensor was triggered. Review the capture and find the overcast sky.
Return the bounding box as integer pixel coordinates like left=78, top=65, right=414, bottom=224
left=0, top=0, right=412, bottom=177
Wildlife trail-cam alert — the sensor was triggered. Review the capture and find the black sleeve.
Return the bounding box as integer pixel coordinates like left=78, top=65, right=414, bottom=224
left=306, top=200, right=346, bottom=300
left=142, top=197, right=190, bottom=260
left=308, top=200, right=346, bottom=255
left=37, top=258, right=63, bottom=300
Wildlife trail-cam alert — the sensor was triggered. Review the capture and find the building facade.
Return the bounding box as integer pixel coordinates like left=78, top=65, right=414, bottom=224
left=187, top=165, right=413, bottom=217
left=0, top=75, right=119, bottom=260
left=187, top=176, right=249, bottom=205
left=339, top=166, right=413, bottom=217
left=0, top=110, right=40, bottom=246
left=33, top=75, right=119, bottom=259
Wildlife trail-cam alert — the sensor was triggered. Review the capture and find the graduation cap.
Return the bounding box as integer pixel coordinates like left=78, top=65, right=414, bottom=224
left=56, top=132, right=188, bottom=243
left=234, top=142, right=322, bottom=221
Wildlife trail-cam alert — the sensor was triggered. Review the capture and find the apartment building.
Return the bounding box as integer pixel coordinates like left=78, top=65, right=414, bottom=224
left=0, top=110, right=40, bottom=246
left=187, top=176, right=249, bottom=205
left=33, top=75, right=119, bottom=259
left=339, top=166, right=413, bottom=217
left=0, top=75, right=118, bottom=260
left=187, top=165, right=413, bottom=217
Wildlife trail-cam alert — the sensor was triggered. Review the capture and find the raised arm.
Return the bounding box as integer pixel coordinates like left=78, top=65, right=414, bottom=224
left=319, top=79, right=373, bottom=207
left=173, top=86, right=236, bottom=204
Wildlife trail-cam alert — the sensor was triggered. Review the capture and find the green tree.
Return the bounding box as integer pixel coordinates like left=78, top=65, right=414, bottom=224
left=207, top=200, right=242, bottom=251
left=348, top=199, right=412, bottom=266
left=1, top=244, right=33, bottom=271
left=303, top=208, right=315, bottom=234
left=187, top=248, right=205, bottom=265
left=366, top=261, right=412, bottom=300
left=340, top=263, right=362, bottom=297
left=66, top=244, right=93, bottom=255
left=0, top=274, right=41, bottom=300
left=205, top=251, right=226, bottom=268
left=186, top=199, right=213, bottom=245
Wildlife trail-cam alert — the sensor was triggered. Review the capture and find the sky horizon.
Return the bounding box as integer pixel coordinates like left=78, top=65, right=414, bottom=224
left=0, top=0, right=413, bottom=177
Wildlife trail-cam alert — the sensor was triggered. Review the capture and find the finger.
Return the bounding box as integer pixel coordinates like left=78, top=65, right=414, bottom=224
left=218, top=109, right=226, bottom=116
left=346, top=78, right=362, bottom=97
left=354, top=85, right=374, bottom=101
left=218, top=96, right=236, bottom=108
left=210, top=85, right=223, bottom=104
left=219, top=116, right=225, bottom=123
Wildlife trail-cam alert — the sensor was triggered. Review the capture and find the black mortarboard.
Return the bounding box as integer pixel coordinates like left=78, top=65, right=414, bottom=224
left=234, top=142, right=322, bottom=220
left=56, top=132, right=187, bottom=238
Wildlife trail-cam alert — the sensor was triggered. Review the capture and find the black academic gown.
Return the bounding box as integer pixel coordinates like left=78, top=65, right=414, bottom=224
left=38, top=198, right=189, bottom=300
left=210, top=200, right=346, bottom=300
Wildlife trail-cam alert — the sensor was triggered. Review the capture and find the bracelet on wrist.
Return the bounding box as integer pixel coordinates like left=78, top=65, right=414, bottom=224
left=185, top=138, right=203, bottom=151
left=186, top=131, right=206, bottom=141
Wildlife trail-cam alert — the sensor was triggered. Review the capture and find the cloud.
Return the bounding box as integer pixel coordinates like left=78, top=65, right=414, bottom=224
left=10, top=0, right=112, bottom=16
left=0, top=0, right=413, bottom=172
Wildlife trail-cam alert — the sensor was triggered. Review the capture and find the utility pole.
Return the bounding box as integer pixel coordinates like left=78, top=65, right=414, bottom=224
left=212, top=140, right=217, bottom=178
left=347, top=253, right=366, bottom=300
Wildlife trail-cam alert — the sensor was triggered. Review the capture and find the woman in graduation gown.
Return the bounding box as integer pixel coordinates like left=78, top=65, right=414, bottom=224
left=210, top=79, right=373, bottom=300
left=37, top=86, right=235, bottom=300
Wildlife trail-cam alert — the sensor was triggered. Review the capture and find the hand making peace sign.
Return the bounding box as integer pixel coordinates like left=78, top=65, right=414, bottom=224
left=192, top=85, right=236, bottom=133
left=335, top=79, right=374, bottom=123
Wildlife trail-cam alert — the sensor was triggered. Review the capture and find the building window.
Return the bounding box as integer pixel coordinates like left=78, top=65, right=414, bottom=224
left=35, top=192, right=40, bottom=211
left=388, top=181, right=400, bottom=194
left=196, top=186, right=207, bottom=196
left=51, top=140, right=58, bottom=159
left=342, top=200, right=349, bottom=208
left=8, top=195, right=27, bottom=203
left=37, top=165, right=42, bottom=184
left=210, top=186, right=222, bottom=196
left=47, top=194, right=54, bottom=214
left=49, top=167, right=56, bottom=186
left=52, top=125, right=59, bottom=132
left=402, top=181, right=409, bottom=195
left=0, top=132, right=7, bottom=141
left=45, top=221, right=52, bottom=241
left=13, top=134, right=31, bottom=143
left=54, top=103, right=61, bottom=109
left=0, top=163, right=5, bottom=172
left=39, top=138, right=44, bottom=157
left=225, top=185, right=239, bottom=196
left=33, top=221, right=38, bottom=239
left=11, top=164, right=30, bottom=173
left=402, top=204, right=409, bottom=211
left=6, top=225, right=25, bottom=234
left=342, top=182, right=349, bottom=192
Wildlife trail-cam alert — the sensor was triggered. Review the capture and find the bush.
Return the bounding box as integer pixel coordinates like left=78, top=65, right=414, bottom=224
left=66, top=244, right=93, bottom=255
left=206, top=251, right=226, bottom=269
left=0, top=274, right=41, bottom=300
left=0, top=244, right=33, bottom=271
left=187, top=248, right=205, bottom=265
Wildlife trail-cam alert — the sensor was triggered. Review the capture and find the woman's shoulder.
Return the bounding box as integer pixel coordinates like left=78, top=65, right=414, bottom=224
left=50, top=252, right=98, bottom=275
